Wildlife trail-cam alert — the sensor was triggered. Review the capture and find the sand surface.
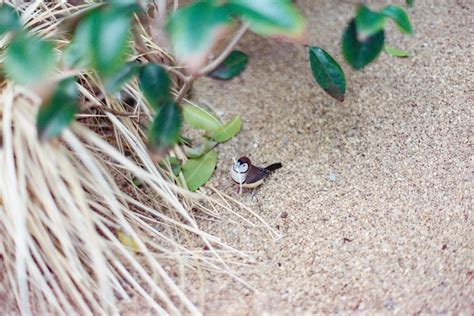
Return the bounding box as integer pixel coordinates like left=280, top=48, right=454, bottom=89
left=186, top=0, right=473, bottom=314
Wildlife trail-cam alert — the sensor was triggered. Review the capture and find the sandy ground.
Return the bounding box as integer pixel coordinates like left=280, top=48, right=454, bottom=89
left=185, top=0, right=473, bottom=314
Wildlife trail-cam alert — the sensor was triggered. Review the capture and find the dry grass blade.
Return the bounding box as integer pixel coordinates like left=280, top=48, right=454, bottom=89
left=0, top=1, right=276, bottom=314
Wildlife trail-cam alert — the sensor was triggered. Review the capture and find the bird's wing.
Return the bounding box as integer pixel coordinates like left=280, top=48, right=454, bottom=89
left=245, top=166, right=269, bottom=184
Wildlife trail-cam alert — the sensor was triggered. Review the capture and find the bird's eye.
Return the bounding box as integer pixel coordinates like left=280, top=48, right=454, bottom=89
left=241, top=163, right=248, bottom=171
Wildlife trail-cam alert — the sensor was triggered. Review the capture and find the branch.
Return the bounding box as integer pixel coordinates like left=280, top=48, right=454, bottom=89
left=198, top=23, right=249, bottom=77
left=174, top=23, right=249, bottom=104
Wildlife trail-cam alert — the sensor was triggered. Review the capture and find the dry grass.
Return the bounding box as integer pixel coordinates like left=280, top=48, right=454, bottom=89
left=0, top=1, right=272, bottom=314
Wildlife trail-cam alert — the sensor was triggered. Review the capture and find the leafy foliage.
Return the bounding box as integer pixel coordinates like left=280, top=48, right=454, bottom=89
left=0, top=0, right=415, bottom=191
left=384, top=45, right=409, bottom=58
left=138, top=63, right=171, bottom=109
left=185, top=140, right=217, bottom=159
left=84, top=6, right=133, bottom=77
left=183, top=105, right=223, bottom=133
left=381, top=5, right=413, bottom=34
left=226, top=0, right=306, bottom=41
left=342, top=19, right=385, bottom=70
left=148, top=102, right=182, bottom=151
left=213, top=115, right=242, bottom=143
left=103, top=61, right=139, bottom=92
left=5, top=33, right=56, bottom=85
left=36, top=77, right=79, bottom=141
left=355, top=5, right=386, bottom=37
left=208, top=50, right=249, bottom=80
left=0, top=4, right=20, bottom=35
left=166, top=2, right=233, bottom=73
left=182, top=149, right=218, bottom=191
left=308, top=47, right=346, bottom=102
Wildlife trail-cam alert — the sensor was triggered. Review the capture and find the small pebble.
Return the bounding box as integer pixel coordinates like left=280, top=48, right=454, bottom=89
left=281, top=212, right=288, bottom=219
left=329, top=173, right=337, bottom=182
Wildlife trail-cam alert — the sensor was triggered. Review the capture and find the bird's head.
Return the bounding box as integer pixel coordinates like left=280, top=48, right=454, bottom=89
left=234, top=157, right=251, bottom=173
left=230, top=156, right=251, bottom=183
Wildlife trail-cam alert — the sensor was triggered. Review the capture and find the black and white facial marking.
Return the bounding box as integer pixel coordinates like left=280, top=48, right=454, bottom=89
left=230, top=157, right=251, bottom=184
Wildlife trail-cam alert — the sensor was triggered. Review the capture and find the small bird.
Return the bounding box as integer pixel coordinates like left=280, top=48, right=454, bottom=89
left=230, top=156, right=282, bottom=193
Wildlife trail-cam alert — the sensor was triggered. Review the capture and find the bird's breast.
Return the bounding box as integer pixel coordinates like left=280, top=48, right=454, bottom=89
left=230, top=166, right=246, bottom=184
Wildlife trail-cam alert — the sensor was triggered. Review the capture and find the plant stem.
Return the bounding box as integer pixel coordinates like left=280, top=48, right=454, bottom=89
left=174, top=23, right=249, bottom=104
left=198, top=23, right=249, bottom=76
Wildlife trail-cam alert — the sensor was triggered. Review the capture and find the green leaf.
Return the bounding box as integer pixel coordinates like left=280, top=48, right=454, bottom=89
left=36, top=77, right=79, bottom=141
left=63, top=39, right=89, bottom=69
left=227, top=0, right=306, bottom=42
left=183, top=105, right=223, bottom=133
left=182, top=149, right=218, bottom=191
left=138, top=63, right=171, bottom=109
left=148, top=102, right=182, bottom=151
left=185, top=140, right=217, bottom=158
left=166, top=2, right=233, bottom=73
left=208, top=50, right=249, bottom=80
left=75, top=6, right=132, bottom=77
left=342, top=19, right=384, bottom=70
left=213, top=115, right=241, bottom=143
left=308, top=47, right=346, bottom=102
left=103, top=61, right=139, bottom=93
left=109, top=0, right=139, bottom=8
left=355, top=5, right=386, bottom=37
left=5, top=33, right=56, bottom=85
left=63, top=10, right=96, bottom=69
left=0, top=4, right=20, bottom=35
left=159, top=156, right=181, bottom=176
left=406, top=0, right=414, bottom=8
left=381, top=5, right=413, bottom=34
left=384, top=45, right=409, bottom=58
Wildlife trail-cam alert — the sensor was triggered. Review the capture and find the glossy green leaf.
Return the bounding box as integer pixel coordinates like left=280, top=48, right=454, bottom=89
left=183, top=105, right=222, bottom=133
left=342, top=19, right=384, bottom=70
left=148, top=102, right=182, bottom=151
left=384, top=45, right=409, bottom=58
left=103, top=61, right=139, bottom=93
left=308, top=47, right=346, bottom=102
left=63, top=10, right=95, bottom=69
left=355, top=5, right=386, bottom=37
left=227, top=0, right=306, bottom=42
left=36, top=77, right=79, bottom=141
left=185, top=140, right=217, bottom=158
left=213, top=115, right=241, bottom=143
left=166, top=2, right=233, bottom=73
left=182, top=149, right=218, bottom=191
left=63, top=40, right=89, bottom=69
left=0, top=4, right=20, bottom=35
left=138, top=63, right=171, bottom=109
left=5, top=33, right=56, bottom=85
left=208, top=50, right=249, bottom=80
left=381, top=5, right=413, bottom=34
left=75, top=6, right=132, bottom=77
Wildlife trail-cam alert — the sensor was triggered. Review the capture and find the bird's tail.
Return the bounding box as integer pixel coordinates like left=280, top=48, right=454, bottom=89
left=265, top=162, right=282, bottom=172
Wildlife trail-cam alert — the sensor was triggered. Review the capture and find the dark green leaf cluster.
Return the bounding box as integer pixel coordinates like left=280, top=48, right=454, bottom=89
left=0, top=1, right=415, bottom=191
left=309, top=3, right=413, bottom=101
